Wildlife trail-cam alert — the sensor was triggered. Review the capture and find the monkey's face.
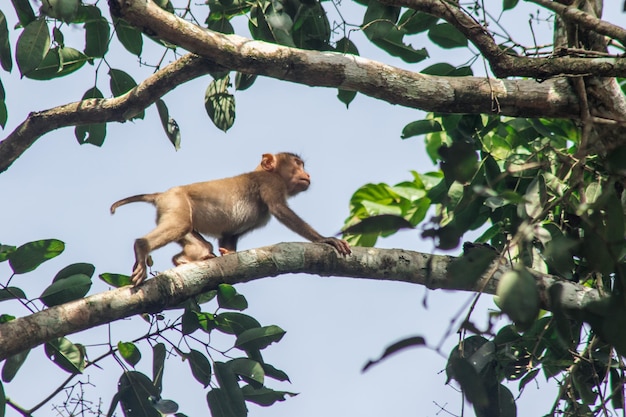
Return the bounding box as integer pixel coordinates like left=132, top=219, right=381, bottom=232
left=284, top=156, right=311, bottom=195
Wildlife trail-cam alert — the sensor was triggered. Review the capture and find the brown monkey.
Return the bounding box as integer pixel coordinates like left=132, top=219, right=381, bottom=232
left=111, top=153, right=351, bottom=285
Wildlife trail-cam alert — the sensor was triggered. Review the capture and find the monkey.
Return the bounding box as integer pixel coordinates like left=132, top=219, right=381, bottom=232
left=111, top=152, right=351, bottom=286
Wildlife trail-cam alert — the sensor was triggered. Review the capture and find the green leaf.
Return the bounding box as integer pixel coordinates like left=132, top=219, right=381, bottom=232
left=610, top=368, right=625, bottom=409
left=447, top=243, right=498, bottom=288
left=118, top=371, right=160, bottom=417
left=262, top=362, right=290, bottom=382
left=235, top=325, right=286, bottom=351
left=362, top=336, right=426, bottom=371
left=428, top=23, right=468, bottom=48
left=26, top=46, right=89, bottom=80
left=182, top=308, right=201, bottom=335
left=362, top=0, right=399, bottom=40
left=249, top=0, right=296, bottom=47
left=53, top=262, right=95, bottom=281
left=114, top=17, right=143, bottom=56
left=118, top=342, right=142, bottom=367
left=207, top=389, right=243, bottom=417
left=0, top=380, right=4, bottom=417
left=99, top=272, right=132, bottom=287
left=75, top=87, right=107, bottom=146
left=40, top=0, right=80, bottom=22
left=0, top=100, right=6, bottom=129
left=401, top=119, right=442, bottom=139
left=109, top=68, right=137, bottom=96
left=0, top=11, right=12, bottom=72
left=503, top=0, right=519, bottom=11
left=16, top=18, right=50, bottom=77
left=0, top=287, right=27, bottom=302
left=156, top=99, right=181, bottom=150
left=495, top=268, right=539, bottom=331
left=343, top=214, right=414, bottom=235
left=523, top=175, right=546, bottom=219
left=152, top=399, right=179, bottom=414
left=44, top=337, right=85, bottom=374
left=207, top=15, right=235, bottom=34
left=292, top=2, right=331, bottom=50
left=40, top=273, right=92, bottom=306
left=447, top=356, right=488, bottom=406
left=197, top=311, right=217, bottom=332
left=0, top=244, right=16, bottom=262
left=217, top=284, right=248, bottom=310
left=205, top=75, right=236, bottom=132
left=234, top=72, right=257, bottom=91
left=84, top=17, right=110, bottom=57
left=372, top=28, right=428, bottom=63
left=474, top=384, right=516, bottom=417
left=1, top=350, right=29, bottom=382
left=228, top=358, right=264, bottom=385
left=10, top=0, right=36, bottom=27
left=187, top=349, right=212, bottom=387
left=439, top=141, right=478, bottom=183
left=241, top=385, right=298, bottom=406
left=215, top=312, right=261, bottom=335
left=335, top=37, right=359, bottom=107
left=109, top=69, right=144, bottom=120
left=8, top=239, right=64, bottom=274
left=152, top=343, right=166, bottom=394
left=213, top=362, right=247, bottom=417
left=398, top=10, right=438, bottom=34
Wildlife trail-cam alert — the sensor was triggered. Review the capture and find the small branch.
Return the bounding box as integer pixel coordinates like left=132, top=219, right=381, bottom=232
left=0, top=243, right=602, bottom=361
left=378, top=0, right=626, bottom=78
left=527, top=0, right=626, bottom=47
left=0, top=54, right=223, bottom=174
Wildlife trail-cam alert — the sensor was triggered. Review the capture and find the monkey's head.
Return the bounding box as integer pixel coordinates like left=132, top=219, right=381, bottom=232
left=259, top=153, right=311, bottom=196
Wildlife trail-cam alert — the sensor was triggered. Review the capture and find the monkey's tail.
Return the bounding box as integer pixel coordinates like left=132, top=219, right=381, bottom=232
left=110, top=193, right=160, bottom=214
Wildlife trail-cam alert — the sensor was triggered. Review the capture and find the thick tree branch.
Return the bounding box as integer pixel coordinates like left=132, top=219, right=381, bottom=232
left=0, top=54, right=223, bottom=174
left=112, top=0, right=587, bottom=112
left=0, top=243, right=601, bottom=361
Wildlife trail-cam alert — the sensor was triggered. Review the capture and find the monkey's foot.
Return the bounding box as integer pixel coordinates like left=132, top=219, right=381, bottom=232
left=219, top=247, right=235, bottom=256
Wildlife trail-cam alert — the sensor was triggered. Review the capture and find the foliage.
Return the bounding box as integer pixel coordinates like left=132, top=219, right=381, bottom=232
left=0, top=238, right=293, bottom=416
left=351, top=111, right=626, bottom=416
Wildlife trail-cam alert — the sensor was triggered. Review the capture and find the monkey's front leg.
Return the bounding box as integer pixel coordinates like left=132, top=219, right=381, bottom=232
left=132, top=238, right=151, bottom=285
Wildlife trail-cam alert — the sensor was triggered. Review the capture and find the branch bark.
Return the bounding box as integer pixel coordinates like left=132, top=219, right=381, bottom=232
left=0, top=243, right=602, bottom=361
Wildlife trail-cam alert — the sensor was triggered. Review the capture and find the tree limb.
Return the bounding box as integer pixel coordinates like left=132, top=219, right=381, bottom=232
left=528, top=0, right=626, bottom=47
left=0, top=243, right=602, bottom=361
left=0, top=54, right=223, bottom=174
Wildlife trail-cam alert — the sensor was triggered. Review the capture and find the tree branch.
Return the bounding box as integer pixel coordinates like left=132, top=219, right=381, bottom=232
left=0, top=243, right=601, bottom=361
left=378, top=0, right=626, bottom=78
left=0, top=54, right=223, bottom=174
left=528, top=0, right=626, bottom=47
left=112, top=0, right=587, bottom=114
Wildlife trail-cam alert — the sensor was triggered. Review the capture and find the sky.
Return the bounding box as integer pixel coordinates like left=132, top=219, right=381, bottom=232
left=1, top=2, right=624, bottom=416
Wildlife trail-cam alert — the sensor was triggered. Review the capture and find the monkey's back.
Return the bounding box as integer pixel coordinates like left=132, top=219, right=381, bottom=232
left=180, top=171, right=282, bottom=238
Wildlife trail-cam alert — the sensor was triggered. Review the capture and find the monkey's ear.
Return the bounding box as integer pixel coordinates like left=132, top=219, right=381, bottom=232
left=260, top=153, right=277, bottom=172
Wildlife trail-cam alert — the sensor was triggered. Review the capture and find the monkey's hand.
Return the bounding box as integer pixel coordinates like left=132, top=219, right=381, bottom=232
left=318, top=237, right=351, bottom=256
left=131, top=262, right=148, bottom=286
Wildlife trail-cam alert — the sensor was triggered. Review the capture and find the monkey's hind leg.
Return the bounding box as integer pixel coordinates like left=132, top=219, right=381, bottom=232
left=131, top=194, right=193, bottom=286
left=173, top=231, right=217, bottom=265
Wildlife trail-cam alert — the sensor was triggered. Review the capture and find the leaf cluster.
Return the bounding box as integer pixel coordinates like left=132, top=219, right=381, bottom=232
left=344, top=108, right=626, bottom=415
left=0, top=239, right=293, bottom=416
